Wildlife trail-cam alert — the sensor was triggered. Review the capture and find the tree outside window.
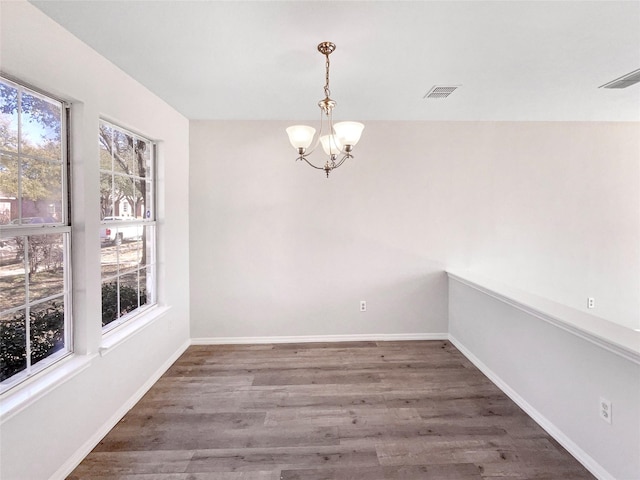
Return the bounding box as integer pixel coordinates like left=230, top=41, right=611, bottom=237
left=0, top=77, right=71, bottom=391
left=99, top=120, right=156, bottom=332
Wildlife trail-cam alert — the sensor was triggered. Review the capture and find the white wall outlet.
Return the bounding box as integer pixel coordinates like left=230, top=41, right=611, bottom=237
left=588, top=297, right=595, bottom=309
left=360, top=300, right=367, bottom=312
left=599, top=397, right=612, bottom=424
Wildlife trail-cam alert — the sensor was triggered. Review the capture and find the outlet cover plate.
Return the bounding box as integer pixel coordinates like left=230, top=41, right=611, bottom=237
left=599, top=397, right=612, bottom=424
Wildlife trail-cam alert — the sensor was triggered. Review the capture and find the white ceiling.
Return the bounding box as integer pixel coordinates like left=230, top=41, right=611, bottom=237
left=30, top=0, right=640, bottom=122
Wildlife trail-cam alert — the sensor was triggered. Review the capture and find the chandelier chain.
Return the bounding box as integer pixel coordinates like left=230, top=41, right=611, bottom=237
left=324, top=54, right=331, bottom=98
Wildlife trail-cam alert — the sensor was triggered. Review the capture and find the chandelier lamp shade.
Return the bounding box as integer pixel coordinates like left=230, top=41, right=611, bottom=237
left=286, top=42, right=364, bottom=177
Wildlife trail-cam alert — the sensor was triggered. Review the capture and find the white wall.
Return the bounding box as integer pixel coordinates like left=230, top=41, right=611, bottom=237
left=464, top=122, right=640, bottom=330
left=0, top=2, right=190, bottom=479
left=189, top=120, right=639, bottom=338
left=448, top=275, right=640, bottom=480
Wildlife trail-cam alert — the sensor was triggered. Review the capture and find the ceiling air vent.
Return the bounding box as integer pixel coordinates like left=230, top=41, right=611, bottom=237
left=599, top=68, right=640, bottom=89
left=423, top=85, right=459, bottom=99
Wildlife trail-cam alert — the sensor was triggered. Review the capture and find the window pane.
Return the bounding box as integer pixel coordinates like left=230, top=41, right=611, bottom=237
left=28, top=234, right=64, bottom=302
left=30, top=298, right=65, bottom=367
left=113, top=130, right=134, bottom=175
left=112, top=176, right=129, bottom=217
left=0, top=82, right=19, bottom=153
left=143, top=224, right=154, bottom=267
left=139, top=268, right=150, bottom=308
left=0, top=309, right=27, bottom=382
left=0, top=236, right=26, bottom=312
left=101, top=239, right=118, bottom=281
left=99, top=134, right=112, bottom=169
left=143, top=180, right=153, bottom=220
left=119, top=227, right=142, bottom=274
left=100, top=172, right=114, bottom=220
left=133, top=139, right=150, bottom=179
left=101, top=280, right=119, bottom=327
left=0, top=201, right=11, bottom=225
left=20, top=92, right=61, bottom=162
left=112, top=176, right=142, bottom=218
left=21, top=158, right=62, bottom=223
left=132, top=178, right=146, bottom=219
left=119, top=272, right=139, bottom=316
left=0, top=154, right=19, bottom=223
left=99, top=123, right=113, bottom=156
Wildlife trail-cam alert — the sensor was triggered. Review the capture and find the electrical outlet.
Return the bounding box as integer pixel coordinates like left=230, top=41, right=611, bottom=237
left=599, top=397, right=612, bottom=424
left=588, top=297, right=595, bottom=309
left=360, top=300, right=366, bottom=312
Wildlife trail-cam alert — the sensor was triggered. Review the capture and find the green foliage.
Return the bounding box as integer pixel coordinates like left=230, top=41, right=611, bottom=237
left=0, top=282, right=147, bottom=383
left=13, top=235, right=63, bottom=277
left=0, top=301, right=64, bottom=382
left=0, top=83, right=61, bottom=136
left=29, top=303, right=64, bottom=363
left=0, top=160, right=60, bottom=202
left=0, top=315, right=26, bottom=382
left=0, top=80, right=63, bottom=203
left=101, top=282, right=119, bottom=326
left=100, top=148, right=139, bottom=218
left=99, top=123, right=148, bottom=218
left=102, top=281, right=147, bottom=327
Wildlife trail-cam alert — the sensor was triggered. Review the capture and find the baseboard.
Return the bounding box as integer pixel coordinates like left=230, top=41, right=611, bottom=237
left=191, top=333, right=448, bottom=345
left=448, top=334, right=614, bottom=480
left=50, top=338, right=191, bottom=480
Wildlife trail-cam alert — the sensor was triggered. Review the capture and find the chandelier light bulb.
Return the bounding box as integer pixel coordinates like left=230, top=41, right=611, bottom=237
left=333, top=121, right=365, bottom=147
left=320, top=135, right=342, bottom=156
left=286, top=125, right=316, bottom=151
left=286, top=41, right=364, bottom=177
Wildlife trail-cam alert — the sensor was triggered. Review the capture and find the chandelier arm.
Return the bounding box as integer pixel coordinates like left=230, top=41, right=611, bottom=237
left=296, top=107, right=328, bottom=158
left=331, top=141, right=359, bottom=158
left=329, top=116, right=355, bottom=159
left=332, top=153, right=352, bottom=170
left=299, top=156, right=326, bottom=170
left=302, top=137, right=321, bottom=157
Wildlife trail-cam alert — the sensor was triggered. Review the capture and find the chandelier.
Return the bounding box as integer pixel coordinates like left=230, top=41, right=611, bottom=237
left=286, top=42, right=364, bottom=178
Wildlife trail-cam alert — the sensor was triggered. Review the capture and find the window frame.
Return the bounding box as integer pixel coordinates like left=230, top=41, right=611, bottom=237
left=98, top=119, right=157, bottom=335
left=0, top=75, right=72, bottom=394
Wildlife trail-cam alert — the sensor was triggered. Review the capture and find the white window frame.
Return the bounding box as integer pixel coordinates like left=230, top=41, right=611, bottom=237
left=0, top=75, right=72, bottom=394
left=99, top=119, right=157, bottom=335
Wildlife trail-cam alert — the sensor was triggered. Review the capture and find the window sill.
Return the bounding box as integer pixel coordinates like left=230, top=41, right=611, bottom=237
left=99, top=305, right=171, bottom=357
left=0, top=353, right=96, bottom=424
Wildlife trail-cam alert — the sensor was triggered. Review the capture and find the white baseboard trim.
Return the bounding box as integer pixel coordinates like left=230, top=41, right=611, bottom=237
left=448, top=334, right=614, bottom=480
left=191, top=333, right=448, bottom=345
left=50, top=339, right=191, bottom=480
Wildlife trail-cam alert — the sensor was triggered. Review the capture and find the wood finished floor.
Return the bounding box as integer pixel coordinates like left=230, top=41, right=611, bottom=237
left=68, top=341, right=595, bottom=479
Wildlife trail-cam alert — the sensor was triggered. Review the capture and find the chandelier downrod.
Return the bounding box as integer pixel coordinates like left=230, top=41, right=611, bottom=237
left=318, top=41, right=335, bottom=101
left=286, top=42, right=364, bottom=178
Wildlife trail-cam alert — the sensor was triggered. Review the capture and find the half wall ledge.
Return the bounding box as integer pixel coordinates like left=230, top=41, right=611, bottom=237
left=446, top=270, right=640, bottom=365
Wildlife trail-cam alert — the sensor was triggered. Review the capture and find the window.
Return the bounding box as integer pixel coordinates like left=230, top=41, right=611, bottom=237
left=0, top=76, right=71, bottom=392
left=99, top=120, right=156, bottom=333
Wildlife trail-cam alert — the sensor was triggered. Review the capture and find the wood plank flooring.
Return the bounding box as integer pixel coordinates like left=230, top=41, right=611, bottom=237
left=68, top=341, right=595, bottom=479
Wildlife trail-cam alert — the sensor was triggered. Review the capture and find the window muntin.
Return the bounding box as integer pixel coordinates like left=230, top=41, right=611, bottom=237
left=99, top=120, right=156, bottom=333
left=0, top=76, right=70, bottom=393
